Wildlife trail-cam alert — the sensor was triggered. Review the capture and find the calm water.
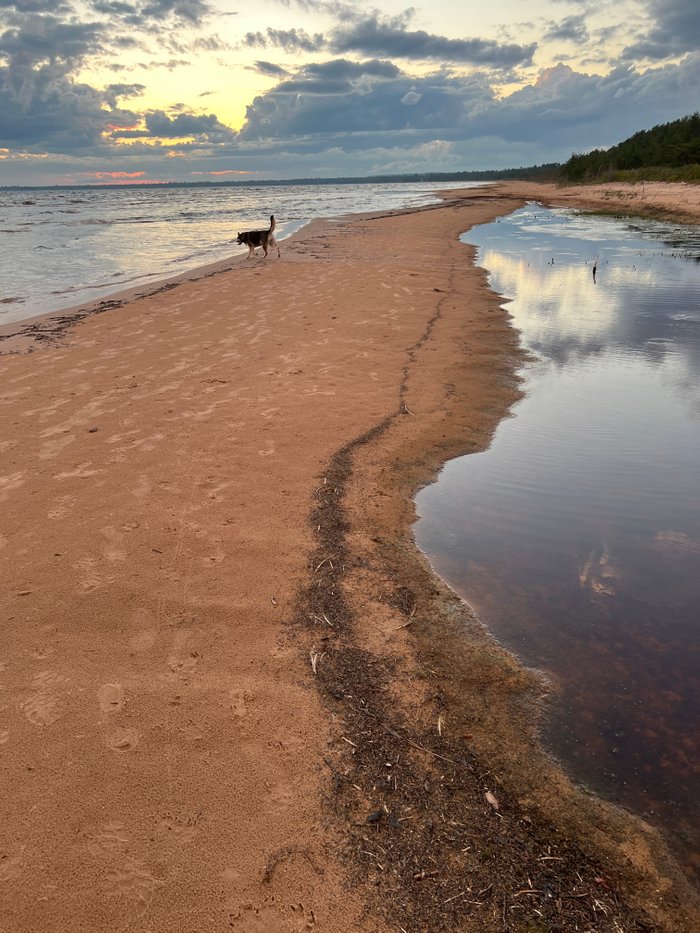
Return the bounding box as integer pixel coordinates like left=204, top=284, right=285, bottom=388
left=415, top=205, right=700, bottom=874
left=0, top=180, right=476, bottom=324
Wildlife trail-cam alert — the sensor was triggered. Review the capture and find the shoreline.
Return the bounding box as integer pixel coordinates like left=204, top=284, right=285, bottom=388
left=0, top=183, right=698, bottom=930
left=4, top=178, right=697, bottom=357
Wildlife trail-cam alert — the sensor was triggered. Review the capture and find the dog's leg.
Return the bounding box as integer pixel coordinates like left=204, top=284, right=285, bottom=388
left=247, top=244, right=255, bottom=259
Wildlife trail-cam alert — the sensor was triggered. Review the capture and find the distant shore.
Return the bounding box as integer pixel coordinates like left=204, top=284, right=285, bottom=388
left=0, top=182, right=697, bottom=931
left=499, top=178, right=700, bottom=224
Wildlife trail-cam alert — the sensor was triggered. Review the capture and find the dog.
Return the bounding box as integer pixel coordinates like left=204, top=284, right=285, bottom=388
left=236, top=214, right=280, bottom=259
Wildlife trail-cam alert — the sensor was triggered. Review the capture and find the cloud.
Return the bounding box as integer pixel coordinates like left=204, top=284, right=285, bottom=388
left=88, top=0, right=214, bottom=27
left=103, top=82, right=145, bottom=105
left=328, top=13, right=537, bottom=67
left=0, top=0, right=231, bottom=155
left=544, top=15, right=590, bottom=44
left=478, top=56, right=699, bottom=146
left=243, top=27, right=325, bottom=54
left=0, top=60, right=143, bottom=149
left=400, top=88, right=421, bottom=105
left=79, top=170, right=146, bottom=178
left=141, top=109, right=236, bottom=141
left=234, top=53, right=698, bottom=172
left=243, top=10, right=536, bottom=69
left=238, top=60, right=494, bottom=139
left=0, top=14, right=105, bottom=70
left=0, top=0, right=73, bottom=12
left=248, top=60, right=291, bottom=78
left=623, top=0, right=700, bottom=60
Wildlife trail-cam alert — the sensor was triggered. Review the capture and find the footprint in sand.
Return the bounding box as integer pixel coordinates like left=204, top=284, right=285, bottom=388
left=229, top=688, right=254, bottom=719
left=267, top=781, right=295, bottom=812
left=53, top=462, right=99, bottom=480
left=86, top=822, right=130, bottom=860
left=167, top=653, right=199, bottom=679
left=38, top=433, right=75, bottom=460
left=0, top=472, right=25, bottom=503
left=105, top=728, right=139, bottom=751
left=0, top=848, right=24, bottom=883
left=102, top=526, right=126, bottom=562
left=47, top=495, right=76, bottom=521
left=98, top=683, right=124, bottom=715
left=73, top=556, right=103, bottom=593
left=19, top=671, right=69, bottom=726
left=157, top=812, right=201, bottom=846
left=230, top=904, right=313, bottom=933
left=178, top=722, right=206, bottom=741
left=0, top=728, right=10, bottom=745
left=132, top=474, right=151, bottom=499
left=104, top=858, right=161, bottom=915
left=86, top=822, right=160, bottom=912
left=129, top=628, right=157, bottom=653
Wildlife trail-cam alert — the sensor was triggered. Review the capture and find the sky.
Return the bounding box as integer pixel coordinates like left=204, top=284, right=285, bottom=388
left=0, top=0, right=697, bottom=185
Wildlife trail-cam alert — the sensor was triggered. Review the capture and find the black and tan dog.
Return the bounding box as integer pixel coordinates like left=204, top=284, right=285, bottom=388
left=236, top=214, right=280, bottom=259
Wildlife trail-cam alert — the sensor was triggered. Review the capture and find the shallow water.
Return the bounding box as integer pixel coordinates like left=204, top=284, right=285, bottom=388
left=0, top=180, right=475, bottom=324
left=415, top=205, right=700, bottom=875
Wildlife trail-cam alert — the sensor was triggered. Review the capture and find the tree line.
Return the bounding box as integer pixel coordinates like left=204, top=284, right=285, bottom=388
left=560, top=113, right=700, bottom=183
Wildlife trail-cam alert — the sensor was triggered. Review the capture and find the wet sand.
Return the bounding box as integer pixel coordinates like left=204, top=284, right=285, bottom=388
left=1, top=182, right=698, bottom=931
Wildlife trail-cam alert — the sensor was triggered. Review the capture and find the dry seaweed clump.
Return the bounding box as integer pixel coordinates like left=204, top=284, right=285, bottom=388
left=292, top=430, right=663, bottom=933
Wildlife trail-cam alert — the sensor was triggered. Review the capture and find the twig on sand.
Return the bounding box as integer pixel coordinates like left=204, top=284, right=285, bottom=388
left=442, top=890, right=466, bottom=905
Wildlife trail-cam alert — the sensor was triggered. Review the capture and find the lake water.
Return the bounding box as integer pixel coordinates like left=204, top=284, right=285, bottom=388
left=0, top=180, right=476, bottom=325
left=415, top=205, right=700, bottom=877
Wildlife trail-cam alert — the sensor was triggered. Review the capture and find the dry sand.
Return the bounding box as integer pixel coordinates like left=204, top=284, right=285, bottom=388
left=1, top=182, right=698, bottom=932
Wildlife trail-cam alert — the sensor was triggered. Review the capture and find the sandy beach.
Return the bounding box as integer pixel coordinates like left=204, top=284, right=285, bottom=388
left=1, top=181, right=699, bottom=932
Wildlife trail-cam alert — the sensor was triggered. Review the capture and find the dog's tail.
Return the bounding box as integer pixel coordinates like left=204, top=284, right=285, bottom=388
left=269, top=215, right=276, bottom=234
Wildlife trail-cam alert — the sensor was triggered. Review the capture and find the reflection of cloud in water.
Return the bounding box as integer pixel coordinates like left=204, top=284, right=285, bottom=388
left=420, top=205, right=700, bottom=870
left=471, top=209, right=700, bottom=406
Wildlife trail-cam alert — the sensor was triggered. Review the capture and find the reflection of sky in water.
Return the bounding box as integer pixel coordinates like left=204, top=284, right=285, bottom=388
left=476, top=206, right=700, bottom=414
left=415, top=205, right=700, bottom=871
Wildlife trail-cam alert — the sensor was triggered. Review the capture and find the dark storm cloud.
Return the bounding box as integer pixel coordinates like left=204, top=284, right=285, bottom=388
left=623, top=0, right=700, bottom=60
left=236, top=53, right=698, bottom=165
left=238, top=60, right=493, bottom=139
left=544, top=14, right=589, bottom=43
left=328, top=14, right=536, bottom=67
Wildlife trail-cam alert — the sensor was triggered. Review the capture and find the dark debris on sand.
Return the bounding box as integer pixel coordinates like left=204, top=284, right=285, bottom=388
left=291, top=425, right=658, bottom=933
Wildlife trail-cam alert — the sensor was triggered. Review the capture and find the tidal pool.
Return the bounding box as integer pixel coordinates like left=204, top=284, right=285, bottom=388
left=415, top=205, right=700, bottom=877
